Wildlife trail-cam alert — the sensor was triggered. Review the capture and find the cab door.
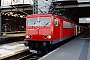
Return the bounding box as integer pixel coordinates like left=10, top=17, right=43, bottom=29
left=53, top=18, right=59, bottom=39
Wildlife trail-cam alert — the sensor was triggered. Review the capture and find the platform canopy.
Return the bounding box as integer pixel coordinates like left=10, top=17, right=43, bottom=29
left=49, top=1, right=90, bottom=26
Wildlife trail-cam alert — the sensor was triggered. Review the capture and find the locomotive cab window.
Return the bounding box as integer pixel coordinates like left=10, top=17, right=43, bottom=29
left=27, top=17, right=50, bottom=26
left=54, top=18, right=58, bottom=26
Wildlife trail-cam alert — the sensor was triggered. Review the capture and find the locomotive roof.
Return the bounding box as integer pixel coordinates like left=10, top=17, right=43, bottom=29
left=26, top=14, right=65, bottom=18
left=26, top=13, right=75, bottom=23
left=26, top=14, right=55, bottom=17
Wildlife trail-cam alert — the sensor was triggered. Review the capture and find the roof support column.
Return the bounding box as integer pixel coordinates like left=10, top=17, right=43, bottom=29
left=0, top=12, right=1, bottom=36
left=0, top=0, right=1, bottom=35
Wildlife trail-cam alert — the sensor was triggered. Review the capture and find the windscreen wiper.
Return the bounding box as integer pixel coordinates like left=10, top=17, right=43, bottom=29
left=44, top=22, right=49, bottom=27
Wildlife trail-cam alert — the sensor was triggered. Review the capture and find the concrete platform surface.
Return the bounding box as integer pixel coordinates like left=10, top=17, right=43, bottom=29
left=0, top=41, right=29, bottom=59
left=39, top=31, right=90, bottom=60
left=0, top=33, right=25, bottom=39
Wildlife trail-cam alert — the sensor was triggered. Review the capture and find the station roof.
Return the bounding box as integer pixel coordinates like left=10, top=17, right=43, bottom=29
left=50, top=1, right=90, bottom=27
left=1, top=2, right=90, bottom=27
left=0, top=4, right=33, bottom=14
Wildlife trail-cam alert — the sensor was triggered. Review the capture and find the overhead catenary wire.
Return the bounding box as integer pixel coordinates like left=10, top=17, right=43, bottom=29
left=32, top=0, right=54, bottom=13
left=31, top=0, right=62, bottom=14
left=39, top=0, right=62, bottom=14
left=12, top=6, right=29, bottom=15
left=10, top=0, right=34, bottom=15
left=7, top=0, right=80, bottom=21
left=37, top=0, right=66, bottom=19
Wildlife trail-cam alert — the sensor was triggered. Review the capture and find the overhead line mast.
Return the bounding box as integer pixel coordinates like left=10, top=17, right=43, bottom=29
left=33, top=0, right=38, bottom=14
left=33, top=0, right=55, bottom=14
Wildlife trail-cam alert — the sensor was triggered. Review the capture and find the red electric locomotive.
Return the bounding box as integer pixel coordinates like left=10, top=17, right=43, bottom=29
left=24, top=14, right=76, bottom=53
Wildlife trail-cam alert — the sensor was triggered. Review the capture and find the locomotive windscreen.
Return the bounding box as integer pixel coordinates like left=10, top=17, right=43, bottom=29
left=27, top=17, right=50, bottom=26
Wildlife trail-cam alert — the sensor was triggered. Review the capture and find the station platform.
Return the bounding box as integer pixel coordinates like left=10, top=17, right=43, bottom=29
left=39, top=30, right=90, bottom=60
left=0, top=33, right=25, bottom=38
left=0, top=31, right=25, bottom=38
left=2, top=31, right=25, bottom=37
left=0, top=41, right=29, bottom=59
left=0, top=31, right=25, bottom=44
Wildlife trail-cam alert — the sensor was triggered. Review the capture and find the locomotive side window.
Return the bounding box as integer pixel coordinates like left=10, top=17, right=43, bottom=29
left=63, top=21, right=74, bottom=28
left=54, top=18, right=58, bottom=26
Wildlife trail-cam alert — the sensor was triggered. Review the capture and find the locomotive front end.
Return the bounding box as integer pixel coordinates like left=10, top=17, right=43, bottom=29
left=24, top=14, right=54, bottom=53
left=25, top=16, right=53, bottom=40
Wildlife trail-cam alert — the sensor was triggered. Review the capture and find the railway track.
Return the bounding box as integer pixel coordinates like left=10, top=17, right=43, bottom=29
left=1, top=35, right=77, bottom=60
left=1, top=39, right=73, bottom=60
left=2, top=50, right=43, bottom=60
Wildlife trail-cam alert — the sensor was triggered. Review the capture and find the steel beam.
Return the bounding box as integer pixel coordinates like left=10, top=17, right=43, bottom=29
left=1, top=7, right=32, bottom=12
left=55, top=2, right=90, bottom=8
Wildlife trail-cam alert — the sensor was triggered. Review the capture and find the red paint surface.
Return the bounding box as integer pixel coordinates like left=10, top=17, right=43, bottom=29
left=25, top=14, right=76, bottom=42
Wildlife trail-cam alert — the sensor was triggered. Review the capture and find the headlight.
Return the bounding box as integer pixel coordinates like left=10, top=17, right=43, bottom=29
left=26, top=35, right=29, bottom=38
left=47, top=35, right=51, bottom=39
